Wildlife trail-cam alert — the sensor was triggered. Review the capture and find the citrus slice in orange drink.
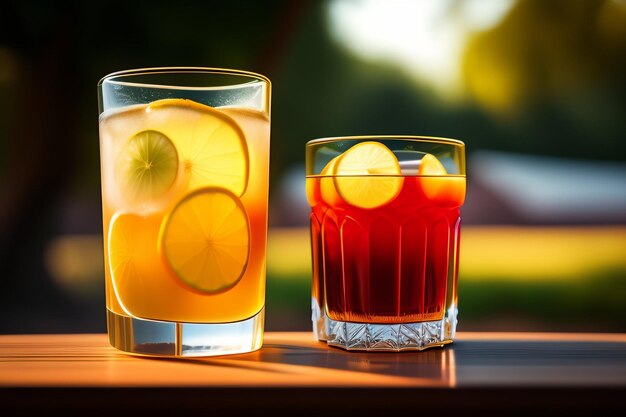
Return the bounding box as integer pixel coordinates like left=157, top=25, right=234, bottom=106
left=148, top=99, right=249, bottom=196
left=159, top=187, right=250, bottom=294
left=107, top=212, right=159, bottom=314
left=112, top=99, right=249, bottom=200
left=116, top=130, right=179, bottom=201
left=332, top=141, right=403, bottom=209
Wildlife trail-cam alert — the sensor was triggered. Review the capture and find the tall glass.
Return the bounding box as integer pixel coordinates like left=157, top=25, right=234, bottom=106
left=306, top=136, right=465, bottom=351
left=98, top=68, right=271, bottom=357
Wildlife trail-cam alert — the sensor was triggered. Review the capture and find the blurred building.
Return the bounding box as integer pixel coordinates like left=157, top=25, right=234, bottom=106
left=465, top=151, right=626, bottom=225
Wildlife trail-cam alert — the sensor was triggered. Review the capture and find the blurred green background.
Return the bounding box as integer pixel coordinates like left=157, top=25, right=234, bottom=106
left=0, top=0, right=625, bottom=334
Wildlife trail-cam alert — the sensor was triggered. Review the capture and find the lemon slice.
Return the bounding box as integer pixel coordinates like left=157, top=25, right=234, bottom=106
left=116, top=130, right=178, bottom=201
left=107, top=212, right=155, bottom=314
left=316, top=155, right=340, bottom=206
left=305, top=179, right=320, bottom=208
left=147, top=99, right=249, bottom=196
left=306, top=156, right=342, bottom=207
left=418, top=153, right=448, bottom=175
left=417, top=153, right=465, bottom=206
left=159, top=188, right=250, bottom=293
left=333, top=141, right=403, bottom=209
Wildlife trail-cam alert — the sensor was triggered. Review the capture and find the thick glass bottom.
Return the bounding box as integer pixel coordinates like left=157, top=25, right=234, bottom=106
left=312, top=298, right=457, bottom=351
left=107, top=307, right=264, bottom=357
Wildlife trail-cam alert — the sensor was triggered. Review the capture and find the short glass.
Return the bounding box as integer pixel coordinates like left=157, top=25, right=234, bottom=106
left=306, top=136, right=466, bottom=351
left=98, top=67, right=271, bottom=357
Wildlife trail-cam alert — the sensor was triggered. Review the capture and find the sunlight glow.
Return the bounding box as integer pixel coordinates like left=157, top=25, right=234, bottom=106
left=327, top=0, right=516, bottom=97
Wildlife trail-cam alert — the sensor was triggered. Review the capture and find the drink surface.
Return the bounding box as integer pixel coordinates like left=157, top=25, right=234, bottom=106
left=307, top=148, right=465, bottom=324
left=99, top=99, right=270, bottom=323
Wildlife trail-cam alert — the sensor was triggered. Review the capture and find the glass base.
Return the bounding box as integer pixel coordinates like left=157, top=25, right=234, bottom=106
left=313, top=300, right=458, bottom=351
left=107, top=307, right=264, bottom=357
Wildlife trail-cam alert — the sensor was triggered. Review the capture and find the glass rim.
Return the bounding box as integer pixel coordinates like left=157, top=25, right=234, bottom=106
left=305, top=135, right=465, bottom=148
left=306, top=134, right=465, bottom=177
left=97, top=66, right=271, bottom=90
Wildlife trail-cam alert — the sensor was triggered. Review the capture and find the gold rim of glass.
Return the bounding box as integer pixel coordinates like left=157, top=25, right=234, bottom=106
left=306, top=135, right=466, bottom=177
left=305, top=135, right=464, bottom=147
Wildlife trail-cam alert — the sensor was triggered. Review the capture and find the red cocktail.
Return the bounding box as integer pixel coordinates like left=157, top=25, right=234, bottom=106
left=306, top=137, right=465, bottom=351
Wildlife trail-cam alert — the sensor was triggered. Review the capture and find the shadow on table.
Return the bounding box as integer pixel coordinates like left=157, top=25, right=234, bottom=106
left=143, top=336, right=626, bottom=388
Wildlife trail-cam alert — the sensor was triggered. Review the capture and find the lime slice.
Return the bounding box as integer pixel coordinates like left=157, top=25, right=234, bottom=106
left=147, top=99, right=249, bottom=196
left=116, top=130, right=178, bottom=201
left=332, top=142, right=403, bottom=209
left=159, top=188, right=250, bottom=294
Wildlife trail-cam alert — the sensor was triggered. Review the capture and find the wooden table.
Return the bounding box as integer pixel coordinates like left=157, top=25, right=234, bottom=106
left=1, top=332, right=624, bottom=415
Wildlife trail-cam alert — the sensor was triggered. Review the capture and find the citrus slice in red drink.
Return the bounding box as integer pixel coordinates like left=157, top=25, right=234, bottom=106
left=319, top=156, right=341, bottom=206
left=418, top=153, right=466, bottom=206
left=159, top=187, right=250, bottom=294
left=306, top=155, right=342, bottom=207
left=332, top=141, right=403, bottom=209
left=418, top=153, right=447, bottom=175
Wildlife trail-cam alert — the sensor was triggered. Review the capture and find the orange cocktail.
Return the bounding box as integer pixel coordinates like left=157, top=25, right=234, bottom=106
left=98, top=68, right=270, bottom=357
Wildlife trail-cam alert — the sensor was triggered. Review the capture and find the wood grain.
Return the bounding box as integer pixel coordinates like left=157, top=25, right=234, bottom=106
left=1, top=332, right=624, bottom=414
left=1, top=332, right=624, bottom=388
